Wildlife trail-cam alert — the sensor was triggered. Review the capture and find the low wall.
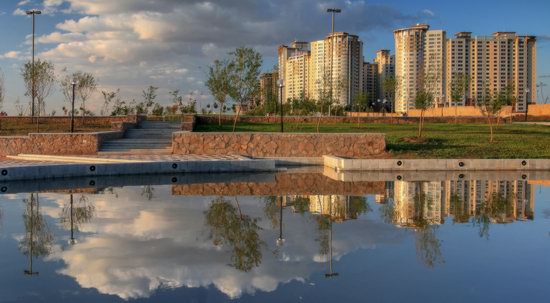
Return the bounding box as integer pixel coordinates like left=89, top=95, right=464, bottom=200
left=194, top=114, right=516, bottom=125
left=0, top=115, right=144, bottom=125
left=528, top=104, right=550, bottom=116
left=407, top=106, right=513, bottom=118
left=172, top=132, right=386, bottom=158
left=0, top=131, right=123, bottom=157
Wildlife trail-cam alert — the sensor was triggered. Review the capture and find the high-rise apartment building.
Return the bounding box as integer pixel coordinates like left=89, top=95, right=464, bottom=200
left=393, top=24, right=431, bottom=113
left=374, top=49, right=395, bottom=102
left=395, top=24, right=537, bottom=113
left=363, top=62, right=378, bottom=103
left=278, top=33, right=364, bottom=106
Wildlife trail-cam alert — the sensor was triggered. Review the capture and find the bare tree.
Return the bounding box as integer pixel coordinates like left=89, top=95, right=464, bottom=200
left=60, top=71, right=97, bottom=118
left=101, top=89, right=119, bottom=116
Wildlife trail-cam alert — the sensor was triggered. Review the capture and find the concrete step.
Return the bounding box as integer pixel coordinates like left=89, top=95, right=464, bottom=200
left=101, top=145, right=171, bottom=150
left=97, top=148, right=172, bottom=155
left=139, top=122, right=180, bottom=129
left=104, top=139, right=171, bottom=144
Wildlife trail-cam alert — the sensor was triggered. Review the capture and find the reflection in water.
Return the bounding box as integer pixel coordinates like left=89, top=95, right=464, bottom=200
left=19, top=193, right=54, bottom=276
left=0, top=174, right=542, bottom=301
left=205, top=196, right=264, bottom=272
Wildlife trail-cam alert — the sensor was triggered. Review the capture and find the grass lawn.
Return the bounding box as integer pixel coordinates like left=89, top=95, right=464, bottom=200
left=195, top=122, right=550, bottom=159
left=0, top=120, right=112, bottom=136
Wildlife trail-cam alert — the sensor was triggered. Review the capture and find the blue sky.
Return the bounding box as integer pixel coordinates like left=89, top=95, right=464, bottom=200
left=0, top=0, right=549, bottom=114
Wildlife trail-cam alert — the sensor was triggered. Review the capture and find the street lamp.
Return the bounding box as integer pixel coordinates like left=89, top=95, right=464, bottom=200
left=26, top=9, right=41, bottom=124
left=71, top=79, right=76, bottom=133
left=276, top=196, right=285, bottom=247
left=326, top=8, right=341, bottom=109
left=524, top=88, right=530, bottom=122
left=277, top=79, right=284, bottom=132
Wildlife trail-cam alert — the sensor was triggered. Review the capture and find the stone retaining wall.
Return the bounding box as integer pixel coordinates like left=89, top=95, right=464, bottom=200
left=0, top=115, right=144, bottom=125
left=172, top=132, right=386, bottom=158
left=0, top=131, right=123, bottom=157
left=172, top=172, right=385, bottom=196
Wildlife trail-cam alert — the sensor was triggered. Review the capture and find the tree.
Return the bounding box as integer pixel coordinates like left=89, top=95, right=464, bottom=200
left=21, top=59, right=55, bottom=117
left=414, top=90, right=434, bottom=138
left=61, top=71, right=97, bottom=118
left=0, top=68, right=4, bottom=113
left=206, top=59, right=232, bottom=126
left=479, top=89, right=510, bottom=143
left=227, top=47, right=262, bottom=132
left=382, top=76, right=398, bottom=112
left=450, top=74, right=469, bottom=123
left=60, top=194, right=95, bottom=243
left=100, top=89, right=119, bottom=116
left=141, top=85, right=158, bottom=115
left=205, top=196, right=264, bottom=272
left=352, top=92, right=369, bottom=125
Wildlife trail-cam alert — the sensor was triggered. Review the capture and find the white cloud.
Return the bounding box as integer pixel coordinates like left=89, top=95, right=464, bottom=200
left=0, top=51, right=22, bottom=60
left=422, top=9, right=435, bottom=17
left=13, top=8, right=27, bottom=16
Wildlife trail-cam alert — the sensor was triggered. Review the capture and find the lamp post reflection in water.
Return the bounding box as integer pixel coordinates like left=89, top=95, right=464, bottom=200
left=325, top=195, right=339, bottom=278
left=276, top=196, right=285, bottom=247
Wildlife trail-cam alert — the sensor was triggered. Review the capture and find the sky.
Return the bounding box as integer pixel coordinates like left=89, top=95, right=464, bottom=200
left=0, top=0, right=549, bottom=115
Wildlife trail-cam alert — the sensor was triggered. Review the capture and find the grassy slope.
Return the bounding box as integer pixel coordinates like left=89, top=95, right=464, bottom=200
left=195, top=122, right=550, bottom=159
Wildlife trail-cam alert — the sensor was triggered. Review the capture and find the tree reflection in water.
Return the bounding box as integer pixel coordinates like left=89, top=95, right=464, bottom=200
left=19, top=193, right=54, bottom=276
left=412, top=186, right=444, bottom=268
left=205, top=196, right=264, bottom=272
left=473, top=193, right=515, bottom=239
left=60, top=194, right=96, bottom=244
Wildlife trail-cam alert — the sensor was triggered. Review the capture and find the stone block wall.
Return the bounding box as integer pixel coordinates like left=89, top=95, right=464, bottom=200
left=172, top=132, right=386, bottom=158
left=0, top=115, right=144, bottom=126
left=0, top=131, right=123, bottom=157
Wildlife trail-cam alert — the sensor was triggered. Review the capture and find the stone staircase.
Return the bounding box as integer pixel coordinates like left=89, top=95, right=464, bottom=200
left=99, top=121, right=180, bottom=155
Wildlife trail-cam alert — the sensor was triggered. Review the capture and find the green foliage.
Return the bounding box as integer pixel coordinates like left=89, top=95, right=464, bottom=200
left=21, top=59, right=56, bottom=115
left=415, top=90, right=434, bottom=111
left=205, top=197, right=264, bottom=272
left=227, top=47, right=263, bottom=108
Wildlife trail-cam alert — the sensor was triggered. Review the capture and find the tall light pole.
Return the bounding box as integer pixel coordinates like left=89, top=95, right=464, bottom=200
left=524, top=88, right=530, bottom=122
left=326, top=8, right=341, bottom=111
left=277, top=79, right=284, bottom=132
left=26, top=9, right=41, bottom=123
left=71, top=79, right=76, bottom=133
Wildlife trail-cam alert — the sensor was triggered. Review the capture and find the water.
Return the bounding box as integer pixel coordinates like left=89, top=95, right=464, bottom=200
left=0, top=171, right=549, bottom=302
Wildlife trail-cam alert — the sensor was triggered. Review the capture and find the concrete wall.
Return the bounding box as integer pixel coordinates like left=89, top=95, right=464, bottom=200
left=0, top=131, right=123, bottom=157
left=528, top=104, right=550, bottom=116
left=407, top=106, right=513, bottom=118
left=172, top=132, right=386, bottom=158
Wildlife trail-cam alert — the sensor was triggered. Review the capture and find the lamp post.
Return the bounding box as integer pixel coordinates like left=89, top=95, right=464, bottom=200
left=276, top=196, right=285, bottom=247
left=277, top=79, right=284, bottom=132
left=26, top=9, right=41, bottom=124
left=71, top=80, right=76, bottom=133
left=326, top=8, right=341, bottom=109
left=524, top=88, right=530, bottom=122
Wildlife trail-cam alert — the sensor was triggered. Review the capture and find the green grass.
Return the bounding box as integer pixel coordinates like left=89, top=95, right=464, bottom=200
left=195, top=122, right=550, bottom=159
left=0, top=120, right=111, bottom=136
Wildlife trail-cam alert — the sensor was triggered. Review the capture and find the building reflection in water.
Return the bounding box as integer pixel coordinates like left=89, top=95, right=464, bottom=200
left=3, top=176, right=538, bottom=300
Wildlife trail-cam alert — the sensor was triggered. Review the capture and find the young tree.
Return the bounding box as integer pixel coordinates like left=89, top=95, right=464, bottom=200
left=352, top=92, right=369, bottom=125
left=76, top=72, right=97, bottom=118
left=450, top=74, right=469, bottom=123
left=100, top=89, right=119, bottom=116
left=142, top=85, right=158, bottom=115
left=480, top=90, right=510, bottom=143
left=382, top=76, right=398, bottom=112
left=21, top=59, right=55, bottom=117
left=206, top=59, right=232, bottom=126
left=0, top=69, right=4, bottom=113
left=414, top=90, right=433, bottom=139
left=227, top=47, right=262, bottom=132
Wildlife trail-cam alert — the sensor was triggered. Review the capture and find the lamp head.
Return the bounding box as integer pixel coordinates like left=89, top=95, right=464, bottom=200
left=26, top=9, right=42, bottom=15
left=327, top=8, right=341, bottom=13
left=277, top=79, right=284, bottom=88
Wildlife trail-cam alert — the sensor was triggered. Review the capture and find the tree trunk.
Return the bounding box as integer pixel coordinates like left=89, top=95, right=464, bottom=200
left=232, top=105, right=241, bottom=133
left=218, top=103, right=222, bottom=127
left=317, top=115, right=321, bottom=133
left=418, top=111, right=424, bottom=138
left=488, top=116, right=494, bottom=143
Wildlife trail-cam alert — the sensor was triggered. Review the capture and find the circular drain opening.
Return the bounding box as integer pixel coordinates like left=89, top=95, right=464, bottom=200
left=89, top=166, right=96, bottom=172
left=396, top=175, right=402, bottom=181
left=397, top=161, right=403, bottom=166
left=171, top=177, right=178, bottom=183
left=89, top=180, right=96, bottom=186
left=522, top=174, right=527, bottom=180
left=521, top=160, right=527, bottom=166
left=0, top=186, right=7, bottom=193
left=1, top=170, right=7, bottom=176
left=459, top=162, right=465, bottom=167
left=459, top=174, right=465, bottom=179
left=172, top=163, right=178, bottom=169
